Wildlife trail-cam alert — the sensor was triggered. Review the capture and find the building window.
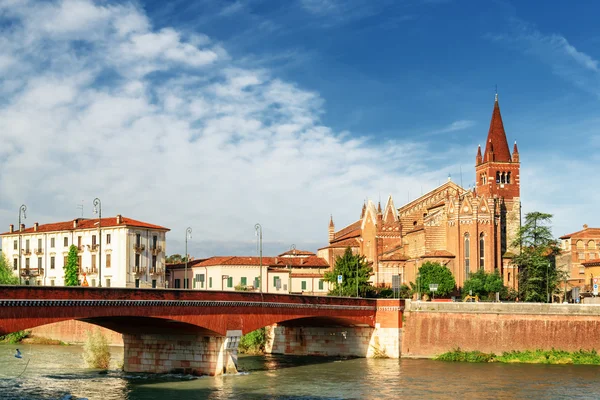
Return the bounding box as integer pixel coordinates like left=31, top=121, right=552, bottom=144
left=106, top=254, right=111, bottom=268
left=506, top=172, right=511, bottom=184
left=50, top=279, right=55, bottom=286
left=64, top=237, right=68, bottom=247
left=301, top=281, right=307, bottom=290
left=13, top=259, right=17, bottom=270
left=199, top=274, right=205, bottom=288
left=254, top=277, right=260, bottom=289
left=241, top=277, right=247, bottom=286
left=578, top=252, right=585, bottom=260
left=106, top=278, right=111, bottom=288
left=92, top=254, right=96, bottom=269
left=174, top=279, right=181, bottom=288
left=152, top=255, right=157, bottom=269
left=50, top=238, right=55, bottom=248
left=77, top=236, right=82, bottom=249
left=25, top=239, right=30, bottom=251
left=135, top=279, right=140, bottom=288
left=13, top=240, right=17, bottom=250
left=107, top=234, right=111, bottom=245
left=319, top=280, right=324, bottom=290
left=91, top=279, right=96, bottom=287
left=588, top=240, right=597, bottom=250
left=273, top=276, right=279, bottom=287
left=50, top=256, right=55, bottom=269
left=37, top=257, right=42, bottom=268
left=25, top=258, right=30, bottom=268
left=136, top=233, right=141, bottom=247
left=479, top=233, right=485, bottom=269
left=153, top=235, right=158, bottom=248
left=152, top=280, right=157, bottom=288
left=496, top=171, right=500, bottom=183
left=92, top=235, right=97, bottom=246
left=38, top=238, right=42, bottom=250
left=464, top=233, right=470, bottom=276
left=576, top=240, right=585, bottom=250
left=135, top=254, right=140, bottom=268
left=209, top=277, right=213, bottom=288
left=227, top=277, right=233, bottom=288
left=184, top=278, right=189, bottom=289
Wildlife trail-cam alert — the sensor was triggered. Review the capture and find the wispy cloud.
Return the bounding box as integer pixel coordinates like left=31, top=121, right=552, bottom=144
left=421, top=120, right=476, bottom=137
left=219, top=1, right=245, bottom=17
left=488, top=18, right=600, bottom=98
left=0, top=0, right=461, bottom=257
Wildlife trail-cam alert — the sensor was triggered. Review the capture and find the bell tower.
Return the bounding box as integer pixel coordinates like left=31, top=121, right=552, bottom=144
left=475, top=93, right=521, bottom=264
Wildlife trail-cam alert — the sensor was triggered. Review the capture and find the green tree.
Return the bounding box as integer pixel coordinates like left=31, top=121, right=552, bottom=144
left=512, top=212, right=560, bottom=302
left=0, top=253, right=19, bottom=285
left=64, top=245, right=80, bottom=286
left=166, top=254, right=187, bottom=264
left=415, top=261, right=456, bottom=297
left=323, top=247, right=372, bottom=297
left=463, top=269, right=504, bottom=300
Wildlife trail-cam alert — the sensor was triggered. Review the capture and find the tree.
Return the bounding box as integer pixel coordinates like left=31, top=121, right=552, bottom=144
left=415, top=261, right=456, bottom=297
left=512, top=212, right=560, bottom=302
left=462, top=269, right=504, bottom=300
left=0, top=253, right=19, bottom=285
left=166, top=254, right=187, bottom=264
left=64, top=245, right=80, bottom=286
left=323, top=247, right=372, bottom=297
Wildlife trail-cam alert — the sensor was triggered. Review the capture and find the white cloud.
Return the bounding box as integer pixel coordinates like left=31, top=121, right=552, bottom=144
left=0, top=0, right=516, bottom=257
left=421, top=119, right=476, bottom=137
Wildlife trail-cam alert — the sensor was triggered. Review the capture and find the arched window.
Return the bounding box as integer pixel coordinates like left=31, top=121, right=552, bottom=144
left=479, top=232, right=485, bottom=269
left=588, top=240, right=596, bottom=250
left=464, top=233, right=470, bottom=276
left=576, top=240, right=585, bottom=250
left=506, top=172, right=511, bottom=184
left=496, top=171, right=500, bottom=183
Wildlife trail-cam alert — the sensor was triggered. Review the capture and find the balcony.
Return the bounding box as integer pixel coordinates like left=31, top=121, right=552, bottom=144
left=77, top=245, right=84, bottom=253
left=150, top=245, right=163, bottom=256
left=21, top=249, right=32, bottom=256
left=133, top=244, right=146, bottom=253
left=88, top=244, right=99, bottom=252
left=85, top=267, right=98, bottom=275
left=34, top=248, right=44, bottom=255
left=149, top=267, right=163, bottom=277
left=21, top=268, right=43, bottom=277
left=132, top=266, right=146, bottom=276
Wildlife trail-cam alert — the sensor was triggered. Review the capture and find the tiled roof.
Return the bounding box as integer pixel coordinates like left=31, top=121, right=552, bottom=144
left=582, top=258, right=600, bottom=266
left=1, top=216, right=169, bottom=236
left=195, top=255, right=329, bottom=268
left=483, top=97, right=512, bottom=163
left=277, top=249, right=316, bottom=257
left=291, top=273, right=324, bottom=278
left=333, top=220, right=361, bottom=241
left=559, top=227, right=600, bottom=240
left=165, top=259, right=205, bottom=269
left=422, top=250, right=455, bottom=258
left=327, top=237, right=360, bottom=249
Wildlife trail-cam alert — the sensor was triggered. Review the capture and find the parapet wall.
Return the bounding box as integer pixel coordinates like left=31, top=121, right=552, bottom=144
left=402, top=300, right=600, bottom=358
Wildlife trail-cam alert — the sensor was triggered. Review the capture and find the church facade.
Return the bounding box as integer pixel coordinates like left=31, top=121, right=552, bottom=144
left=318, top=95, right=521, bottom=290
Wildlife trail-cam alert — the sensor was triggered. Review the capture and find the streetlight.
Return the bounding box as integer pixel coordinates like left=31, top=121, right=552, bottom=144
left=185, top=227, right=192, bottom=289
left=18, top=204, right=27, bottom=285
left=255, top=223, right=262, bottom=293
left=93, top=198, right=102, bottom=287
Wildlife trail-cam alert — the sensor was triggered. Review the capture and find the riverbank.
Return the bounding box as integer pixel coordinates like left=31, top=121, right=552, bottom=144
left=436, top=349, right=600, bottom=365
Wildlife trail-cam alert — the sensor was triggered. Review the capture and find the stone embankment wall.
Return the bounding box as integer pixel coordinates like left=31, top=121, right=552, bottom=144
left=30, top=320, right=123, bottom=346
left=402, top=300, right=600, bottom=358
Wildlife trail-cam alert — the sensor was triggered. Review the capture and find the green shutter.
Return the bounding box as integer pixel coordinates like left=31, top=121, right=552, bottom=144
left=228, top=277, right=233, bottom=288
left=241, top=277, right=247, bottom=286
left=209, top=277, right=213, bottom=288
left=273, top=276, right=278, bottom=287
left=301, top=281, right=307, bottom=290
left=319, top=280, right=324, bottom=290
left=254, top=277, right=259, bottom=288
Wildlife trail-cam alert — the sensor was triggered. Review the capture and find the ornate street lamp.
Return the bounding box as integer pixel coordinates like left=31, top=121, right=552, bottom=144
left=18, top=204, right=27, bottom=285
left=185, top=227, right=192, bottom=289
left=255, top=223, right=262, bottom=293
left=93, top=198, right=102, bottom=287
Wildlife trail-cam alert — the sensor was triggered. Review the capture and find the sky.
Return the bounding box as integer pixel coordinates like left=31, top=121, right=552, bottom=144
left=0, top=0, right=599, bottom=257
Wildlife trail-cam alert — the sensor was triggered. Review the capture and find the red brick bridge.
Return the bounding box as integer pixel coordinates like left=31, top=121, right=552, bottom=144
left=0, top=286, right=403, bottom=375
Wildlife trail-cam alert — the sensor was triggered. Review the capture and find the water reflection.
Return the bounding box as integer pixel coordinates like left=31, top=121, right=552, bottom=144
left=1, top=344, right=600, bottom=399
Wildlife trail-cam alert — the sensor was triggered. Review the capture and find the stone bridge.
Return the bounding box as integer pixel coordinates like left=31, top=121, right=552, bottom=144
left=0, top=286, right=403, bottom=375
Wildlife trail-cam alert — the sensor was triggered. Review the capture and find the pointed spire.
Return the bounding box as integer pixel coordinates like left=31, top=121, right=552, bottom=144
left=360, top=202, right=366, bottom=219
left=329, top=215, right=334, bottom=228
left=483, top=94, right=511, bottom=162
left=377, top=201, right=382, bottom=214
left=512, top=140, right=519, bottom=163
left=476, top=144, right=482, bottom=165
left=513, top=140, right=519, bottom=154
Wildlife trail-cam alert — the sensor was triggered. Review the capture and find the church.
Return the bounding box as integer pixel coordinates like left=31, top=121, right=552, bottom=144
left=317, top=95, right=521, bottom=290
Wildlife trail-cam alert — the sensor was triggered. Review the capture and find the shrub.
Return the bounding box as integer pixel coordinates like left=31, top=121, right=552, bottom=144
left=0, top=330, right=30, bottom=344
left=83, top=329, right=111, bottom=369
left=239, top=328, right=266, bottom=354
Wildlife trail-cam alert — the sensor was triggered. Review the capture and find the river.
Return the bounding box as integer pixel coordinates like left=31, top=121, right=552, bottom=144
left=1, top=344, right=600, bottom=399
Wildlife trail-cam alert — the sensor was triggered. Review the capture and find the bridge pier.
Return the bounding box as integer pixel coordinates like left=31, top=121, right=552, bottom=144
left=123, top=330, right=241, bottom=376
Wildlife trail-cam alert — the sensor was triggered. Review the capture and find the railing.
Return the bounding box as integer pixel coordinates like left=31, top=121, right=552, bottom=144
left=20, top=268, right=43, bottom=277
left=132, top=266, right=146, bottom=276
left=149, top=267, right=163, bottom=276
left=150, top=245, right=162, bottom=255
left=134, top=244, right=146, bottom=253
left=85, top=267, right=98, bottom=275
left=34, top=248, right=44, bottom=255
left=89, top=244, right=99, bottom=252
left=22, top=249, right=31, bottom=256
left=77, top=245, right=84, bottom=253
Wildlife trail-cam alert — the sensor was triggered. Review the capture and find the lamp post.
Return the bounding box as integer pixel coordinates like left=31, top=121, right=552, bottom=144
left=93, top=198, right=102, bottom=287
left=546, top=262, right=550, bottom=303
left=255, top=223, right=262, bottom=293
left=18, top=204, right=27, bottom=285
left=185, top=227, right=192, bottom=290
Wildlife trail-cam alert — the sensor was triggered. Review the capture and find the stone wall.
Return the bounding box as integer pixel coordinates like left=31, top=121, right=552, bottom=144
left=402, top=300, right=600, bottom=358
left=30, top=320, right=123, bottom=346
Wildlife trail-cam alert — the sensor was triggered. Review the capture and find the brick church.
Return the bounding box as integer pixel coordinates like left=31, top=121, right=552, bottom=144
left=318, top=94, right=521, bottom=289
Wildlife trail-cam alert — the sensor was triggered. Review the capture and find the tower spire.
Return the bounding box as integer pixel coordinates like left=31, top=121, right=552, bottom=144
left=483, top=94, right=511, bottom=162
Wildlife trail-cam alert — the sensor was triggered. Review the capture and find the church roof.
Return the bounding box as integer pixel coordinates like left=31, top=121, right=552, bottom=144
left=333, top=220, right=362, bottom=241
left=483, top=95, right=512, bottom=163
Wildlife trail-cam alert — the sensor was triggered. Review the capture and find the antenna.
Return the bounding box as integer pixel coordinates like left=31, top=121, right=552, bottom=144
left=76, top=200, right=84, bottom=217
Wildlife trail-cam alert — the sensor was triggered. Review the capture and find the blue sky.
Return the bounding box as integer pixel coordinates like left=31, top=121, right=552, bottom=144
left=0, top=0, right=598, bottom=256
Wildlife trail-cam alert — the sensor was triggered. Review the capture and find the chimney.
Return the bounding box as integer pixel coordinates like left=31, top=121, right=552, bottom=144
left=34, top=222, right=39, bottom=232
left=116, top=214, right=122, bottom=224
left=20, top=223, right=24, bottom=232
left=9, top=224, right=13, bottom=233
left=300, top=258, right=304, bottom=265
left=583, top=224, right=589, bottom=229
left=275, top=257, right=278, bottom=264
left=73, top=219, right=78, bottom=228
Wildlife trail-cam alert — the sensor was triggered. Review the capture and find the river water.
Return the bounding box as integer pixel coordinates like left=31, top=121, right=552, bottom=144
left=1, top=344, right=600, bottom=399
